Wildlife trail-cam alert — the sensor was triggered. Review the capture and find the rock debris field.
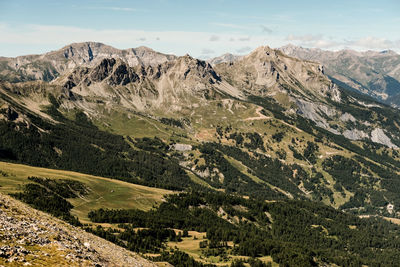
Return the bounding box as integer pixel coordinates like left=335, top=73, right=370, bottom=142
left=0, top=193, right=156, bottom=267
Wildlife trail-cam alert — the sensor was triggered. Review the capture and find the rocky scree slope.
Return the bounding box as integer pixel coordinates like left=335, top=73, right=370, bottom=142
left=0, top=192, right=156, bottom=267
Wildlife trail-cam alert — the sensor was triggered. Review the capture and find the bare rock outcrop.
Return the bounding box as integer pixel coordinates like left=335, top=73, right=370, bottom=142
left=371, top=128, right=398, bottom=148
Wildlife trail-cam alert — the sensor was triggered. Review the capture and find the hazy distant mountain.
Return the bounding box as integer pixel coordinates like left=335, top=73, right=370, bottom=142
left=214, top=46, right=339, bottom=102
left=208, top=53, right=243, bottom=65
left=279, top=44, right=400, bottom=106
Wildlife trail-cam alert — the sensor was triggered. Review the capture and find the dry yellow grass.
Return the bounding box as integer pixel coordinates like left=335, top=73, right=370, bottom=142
left=0, top=161, right=173, bottom=223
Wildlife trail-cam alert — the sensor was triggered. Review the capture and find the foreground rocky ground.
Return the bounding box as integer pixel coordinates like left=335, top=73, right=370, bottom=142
left=0, top=193, right=156, bottom=267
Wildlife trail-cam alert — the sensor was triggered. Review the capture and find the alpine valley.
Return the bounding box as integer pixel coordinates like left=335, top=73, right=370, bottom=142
left=2, top=42, right=400, bottom=266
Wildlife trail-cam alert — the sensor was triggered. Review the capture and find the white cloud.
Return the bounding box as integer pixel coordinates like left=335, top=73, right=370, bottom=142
left=0, top=24, right=272, bottom=57
left=0, top=23, right=398, bottom=58
left=83, top=6, right=137, bottom=12
left=260, top=25, right=272, bottom=34
left=285, top=34, right=339, bottom=49
left=238, top=37, right=251, bottom=41
left=236, top=46, right=252, bottom=53
left=108, top=7, right=136, bottom=12
left=285, top=34, right=400, bottom=51
left=209, top=35, right=220, bottom=41
left=346, top=36, right=398, bottom=50
left=286, top=34, right=323, bottom=42
left=210, top=23, right=250, bottom=30
left=201, top=48, right=215, bottom=55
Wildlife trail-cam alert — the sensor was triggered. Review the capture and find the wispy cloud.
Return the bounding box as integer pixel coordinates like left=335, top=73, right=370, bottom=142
left=285, top=34, right=339, bottom=49
left=286, top=34, right=324, bottom=42
left=238, top=36, right=251, bottom=41
left=209, top=35, right=220, bottom=41
left=201, top=48, right=215, bottom=55
left=212, top=23, right=273, bottom=34
left=84, top=6, right=137, bottom=12
left=345, top=36, right=398, bottom=50
left=210, top=23, right=250, bottom=30
left=285, top=33, right=400, bottom=51
left=109, top=7, right=136, bottom=11
left=236, top=46, right=252, bottom=53
left=0, top=23, right=398, bottom=58
left=0, top=24, right=264, bottom=57
left=260, top=25, right=273, bottom=34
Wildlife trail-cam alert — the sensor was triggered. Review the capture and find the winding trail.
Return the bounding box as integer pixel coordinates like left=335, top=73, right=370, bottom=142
left=243, top=106, right=304, bottom=133
left=243, top=107, right=271, bottom=121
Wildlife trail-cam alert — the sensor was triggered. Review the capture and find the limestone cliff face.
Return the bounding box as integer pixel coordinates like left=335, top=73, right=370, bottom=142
left=63, top=58, right=140, bottom=89
left=214, top=46, right=340, bottom=103
left=208, top=53, right=243, bottom=65
left=279, top=44, right=400, bottom=106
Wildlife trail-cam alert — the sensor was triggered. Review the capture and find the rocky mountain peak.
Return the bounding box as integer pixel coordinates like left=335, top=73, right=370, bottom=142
left=248, top=45, right=279, bottom=59
left=132, top=45, right=156, bottom=53
left=213, top=45, right=340, bottom=106
left=60, top=57, right=140, bottom=90
left=90, top=58, right=139, bottom=85
left=208, top=53, right=242, bottom=65
left=0, top=42, right=176, bottom=83
left=171, top=55, right=221, bottom=82
left=280, top=44, right=400, bottom=106
left=379, top=49, right=398, bottom=56
left=60, top=42, right=106, bottom=58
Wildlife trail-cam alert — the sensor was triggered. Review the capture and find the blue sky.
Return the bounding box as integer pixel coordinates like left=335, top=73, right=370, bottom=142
left=0, top=0, right=399, bottom=57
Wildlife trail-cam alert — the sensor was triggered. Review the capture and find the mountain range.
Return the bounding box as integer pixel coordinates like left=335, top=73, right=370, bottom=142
left=279, top=44, right=400, bottom=106
left=210, top=44, right=400, bottom=108
left=2, top=42, right=400, bottom=266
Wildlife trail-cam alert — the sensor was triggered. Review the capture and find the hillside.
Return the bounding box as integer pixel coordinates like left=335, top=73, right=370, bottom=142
left=3, top=162, right=400, bottom=266
left=0, top=161, right=172, bottom=223
left=279, top=44, right=400, bottom=106
left=2, top=43, right=400, bottom=215
left=2, top=42, right=400, bottom=265
left=0, top=192, right=155, bottom=266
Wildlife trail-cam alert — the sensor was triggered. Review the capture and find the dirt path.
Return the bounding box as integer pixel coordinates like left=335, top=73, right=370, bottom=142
left=243, top=107, right=271, bottom=121
left=318, top=151, right=339, bottom=159
left=243, top=106, right=304, bottom=133
left=135, top=114, right=170, bottom=135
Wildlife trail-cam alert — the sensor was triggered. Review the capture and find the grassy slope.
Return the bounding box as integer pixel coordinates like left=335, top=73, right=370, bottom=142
left=166, top=231, right=279, bottom=266
left=91, top=98, right=382, bottom=209
left=0, top=161, right=172, bottom=223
